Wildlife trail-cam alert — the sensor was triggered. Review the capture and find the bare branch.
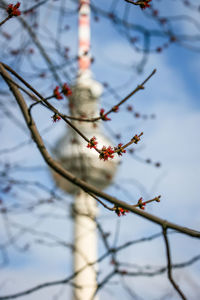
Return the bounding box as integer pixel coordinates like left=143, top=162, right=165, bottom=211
left=162, top=228, right=187, bottom=300
left=1, top=63, right=200, bottom=239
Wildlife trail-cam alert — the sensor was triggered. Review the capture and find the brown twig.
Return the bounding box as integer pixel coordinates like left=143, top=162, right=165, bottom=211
left=76, top=69, right=156, bottom=122
left=0, top=15, right=10, bottom=27
left=163, top=227, right=187, bottom=300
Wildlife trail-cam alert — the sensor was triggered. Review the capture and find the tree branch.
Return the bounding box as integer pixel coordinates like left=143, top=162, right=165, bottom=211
left=0, top=63, right=200, bottom=239
left=163, top=228, right=187, bottom=300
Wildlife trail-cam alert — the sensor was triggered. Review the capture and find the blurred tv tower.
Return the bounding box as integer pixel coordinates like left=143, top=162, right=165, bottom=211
left=53, top=0, right=117, bottom=299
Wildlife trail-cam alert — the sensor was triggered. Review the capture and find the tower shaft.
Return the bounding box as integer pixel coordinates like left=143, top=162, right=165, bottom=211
left=78, top=0, right=91, bottom=71
left=73, top=1, right=98, bottom=299
left=53, top=1, right=117, bottom=299
left=73, top=191, right=98, bottom=300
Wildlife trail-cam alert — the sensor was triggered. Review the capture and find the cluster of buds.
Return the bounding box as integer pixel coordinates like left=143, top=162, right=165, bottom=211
left=137, top=0, right=151, bottom=9
left=114, top=205, right=129, bottom=217
left=132, top=132, right=143, bottom=144
left=99, top=146, right=114, bottom=161
left=7, top=2, right=21, bottom=17
left=53, top=86, right=63, bottom=100
left=62, top=83, right=72, bottom=97
left=100, top=109, right=111, bottom=121
left=87, top=136, right=98, bottom=149
left=137, top=197, right=146, bottom=210
left=53, top=83, right=72, bottom=100
left=114, top=143, right=126, bottom=156
left=51, top=113, right=61, bottom=122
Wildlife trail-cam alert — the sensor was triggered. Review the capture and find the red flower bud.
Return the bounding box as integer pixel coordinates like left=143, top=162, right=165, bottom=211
left=7, top=2, right=21, bottom=17
left=100, top=109, right=111, bottom=121
left=62, top=83, right=72, bottom=97
left=87, top=136, right=98, bottom=149
left=99, top=146, right=114, bottom=161
left=53, top=86, right=63, bottom=100
left=51, top=114, right=61, bottom=122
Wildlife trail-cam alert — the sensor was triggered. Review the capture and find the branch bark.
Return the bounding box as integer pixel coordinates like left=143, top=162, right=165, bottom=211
left=163, top=228, right=187, bottom=300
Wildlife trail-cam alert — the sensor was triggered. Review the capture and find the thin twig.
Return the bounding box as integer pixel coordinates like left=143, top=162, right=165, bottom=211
left=0, top=16, right=10, bottom=27
left=162, top=228, right=187, bottom=300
